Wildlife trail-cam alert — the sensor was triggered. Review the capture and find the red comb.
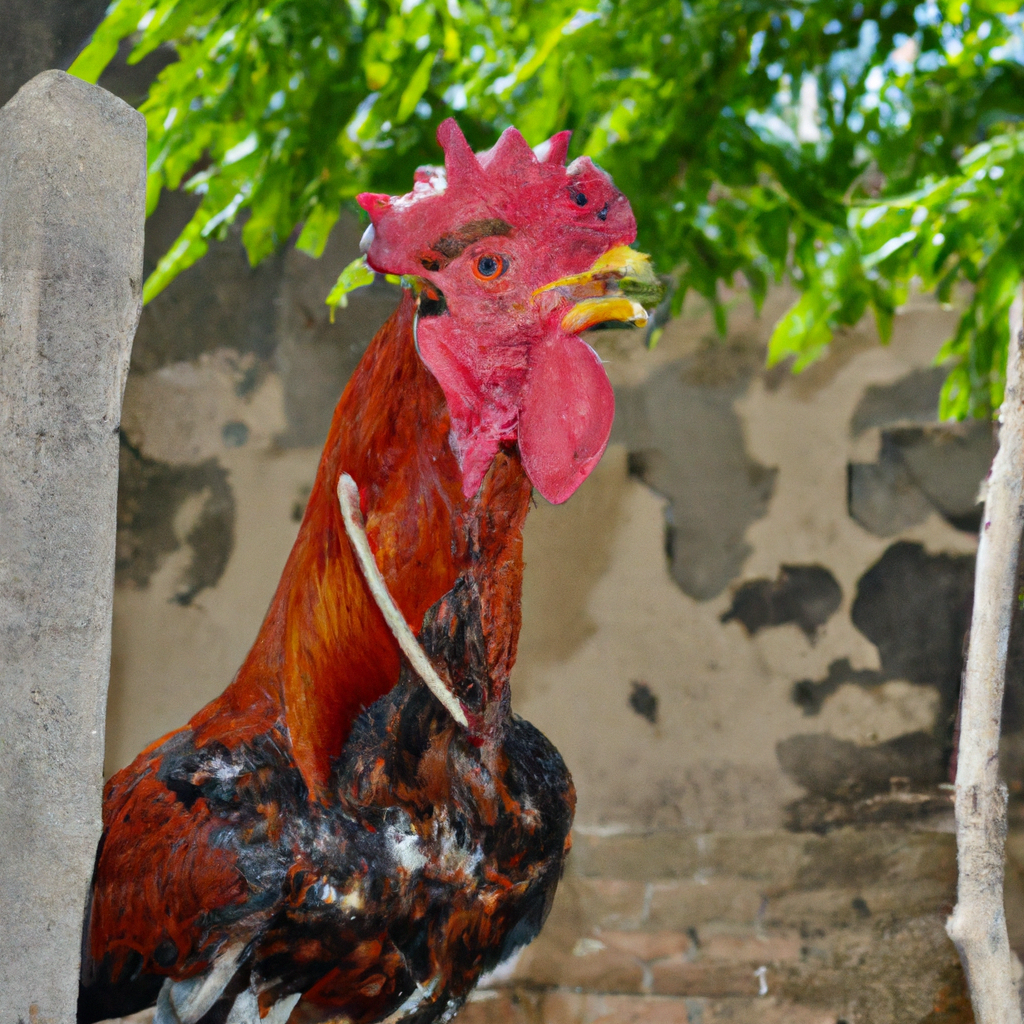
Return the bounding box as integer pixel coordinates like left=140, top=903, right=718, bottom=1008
left=359, top=118, right=585, bottom=277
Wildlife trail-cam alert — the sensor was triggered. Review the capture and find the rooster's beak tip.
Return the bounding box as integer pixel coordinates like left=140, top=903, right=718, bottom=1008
left=534, top=246, right=663, bottom=333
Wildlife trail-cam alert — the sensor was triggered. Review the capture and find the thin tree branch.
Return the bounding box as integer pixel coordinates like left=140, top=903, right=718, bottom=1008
left=947, top=285, right=1024, bottom=1024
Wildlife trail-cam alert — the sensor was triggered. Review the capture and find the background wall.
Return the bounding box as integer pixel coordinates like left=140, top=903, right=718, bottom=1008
left=4, top=11, right=1021, bottom=1022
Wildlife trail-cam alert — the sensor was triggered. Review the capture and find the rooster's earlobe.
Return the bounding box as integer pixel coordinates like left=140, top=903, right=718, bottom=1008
left=437, top=118, right=480, bottom=187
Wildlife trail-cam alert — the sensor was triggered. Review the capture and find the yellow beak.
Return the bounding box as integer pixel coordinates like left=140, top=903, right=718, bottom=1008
left=534, top=246, right=664, bottom=334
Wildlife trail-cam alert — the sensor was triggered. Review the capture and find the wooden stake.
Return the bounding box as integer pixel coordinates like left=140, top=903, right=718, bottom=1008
left=947, top=286, right=1024, bottom=1024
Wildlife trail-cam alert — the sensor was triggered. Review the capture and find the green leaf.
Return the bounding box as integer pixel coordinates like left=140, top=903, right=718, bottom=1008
left=326, top=255, right=377, bottom=320
left=497, top=15, right=578, bottom=98
left=69, top=35, right=122, bottom=85
left=861, top=231, right=918, bottom=270
left=939, top=363, right=972, bottom=421
left=396, top=51, right=435, bottom=125
left=296, top=203, right=341, bottom=259
left=768, top=289, right=833, bottom=370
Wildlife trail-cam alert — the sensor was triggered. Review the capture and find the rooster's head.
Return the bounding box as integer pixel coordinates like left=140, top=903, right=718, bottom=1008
left=357, top=119, right=659, bottom=504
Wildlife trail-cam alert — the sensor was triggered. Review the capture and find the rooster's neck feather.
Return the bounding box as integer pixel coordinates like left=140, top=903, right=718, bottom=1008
left=188, top=291, right=531, bottom=799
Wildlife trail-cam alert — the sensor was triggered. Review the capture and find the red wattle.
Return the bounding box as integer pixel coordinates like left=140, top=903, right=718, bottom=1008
left=518, top=334, right=615, bottom=504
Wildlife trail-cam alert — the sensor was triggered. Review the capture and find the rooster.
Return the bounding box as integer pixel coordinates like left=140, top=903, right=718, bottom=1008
left=79, top=120, right=659, bottom=1024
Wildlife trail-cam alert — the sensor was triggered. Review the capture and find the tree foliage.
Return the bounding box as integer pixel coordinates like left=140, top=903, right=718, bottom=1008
left=72, top=0, right=1024, bottom=414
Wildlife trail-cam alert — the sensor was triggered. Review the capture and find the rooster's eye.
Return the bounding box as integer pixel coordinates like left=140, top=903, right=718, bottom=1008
left=473, top=255, right=508, bottom=281
left=567, top=185, right=588, bottom=207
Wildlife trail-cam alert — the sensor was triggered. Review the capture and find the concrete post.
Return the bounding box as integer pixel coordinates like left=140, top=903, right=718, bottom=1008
left=0, top=71, right=145, bottom=1023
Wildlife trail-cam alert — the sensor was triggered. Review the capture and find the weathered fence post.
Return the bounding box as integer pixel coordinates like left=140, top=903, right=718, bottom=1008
left=0, top=71, right=145, bottom=1023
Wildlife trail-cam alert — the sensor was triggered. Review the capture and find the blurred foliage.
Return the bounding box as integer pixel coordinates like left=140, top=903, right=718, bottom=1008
left=71, top=0, right=1024, bottom=414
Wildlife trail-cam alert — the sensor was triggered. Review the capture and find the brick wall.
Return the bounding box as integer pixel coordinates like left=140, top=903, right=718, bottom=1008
left=461, top=826, right=973, bottom=1024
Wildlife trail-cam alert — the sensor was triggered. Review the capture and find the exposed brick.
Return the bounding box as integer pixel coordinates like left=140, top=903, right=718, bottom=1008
left=645, top=879, right=765, bottom=930
left=513, top=933, right=645, bottom=993
left=792, top=829, right=956, bottom=893
left=458, top=989, right=541, bottom=1024
left=699, top=930, right=802, bottom=963
left=763, top=881, right=953, bottom=932
left=574, top=877, right=650, bottom=930
left=598, top=929, right=694, bottom=962
left=759, top=886, right=870, bottom=930
left=570, top=831, right=810, bottom=886
left=571, top=833, right=701, bottom=881
left=699, top=832, right=808, bottom=886
left=651, top=956, right=766, bottom=998
left=701, top=998, right=843, bottom=1024
left=775, top=915, right=968, bottom=1023
left=472, top=989, right=844, bottom=1024
left=540, top=991, right=695, bottom=1024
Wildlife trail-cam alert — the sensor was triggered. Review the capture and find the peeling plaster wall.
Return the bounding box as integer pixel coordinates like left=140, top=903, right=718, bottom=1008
left=512, top=292, right=1001, bottom=835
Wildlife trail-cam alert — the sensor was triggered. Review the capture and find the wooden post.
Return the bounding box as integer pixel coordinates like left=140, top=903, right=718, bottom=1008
left=946, top=286, right=1024, bottom=1023
left=0, top=71, right=144, bottom=1024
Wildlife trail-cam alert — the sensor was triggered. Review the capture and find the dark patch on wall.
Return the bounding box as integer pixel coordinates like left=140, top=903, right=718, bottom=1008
left=892, top=422, right=994, bottom=531
left=784, top=786, right=954, bottom=832
left=130, top=207, right=287, bottom=374
left=292, top=484, right=313, bottom=523
left=0, top=0, right=108, bottom=107
left=850, top=367, right=945, bottom=436
left=791, top=542, right=973, bottom=739
left=849, top=422, right=993, bottom=538
left=116, top=437, right=236, bottom=606
left=791, top=541, right=1024, bottom=746
left=274, top=223, right=400, bottom=448
left=628, top=681, right=659, bottom=724
left=222, top=421, right=249, bottom=447
left=848, top=437, right=936, bottom=537
left=853, top=542, right=974, bottom=716
left=234, top=359, right=268, bottom=399
left=793, top=658, right=885, bottom=716
left=721, top=564, right=842, bottom=641
left=614, top=344, right=777, bottom=601
left=778, top=732, right=954, bottom=832
left=777, top=731, right=946, bottom=801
